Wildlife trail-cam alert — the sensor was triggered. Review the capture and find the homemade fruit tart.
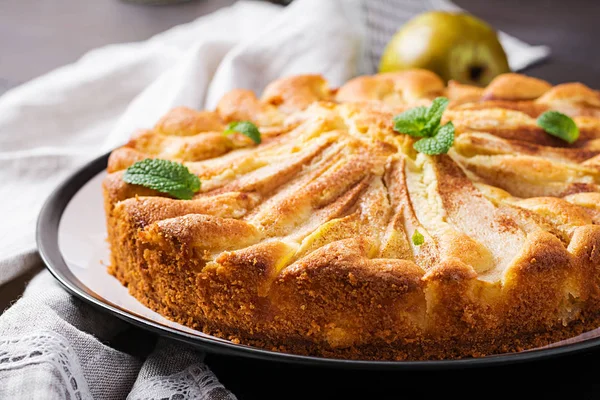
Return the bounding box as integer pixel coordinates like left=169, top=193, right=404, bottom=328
left=103, top=69, right=600, bottom=360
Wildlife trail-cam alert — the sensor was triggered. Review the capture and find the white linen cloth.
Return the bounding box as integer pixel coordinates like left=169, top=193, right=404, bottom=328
left=0, top=0, right=550, bottom=398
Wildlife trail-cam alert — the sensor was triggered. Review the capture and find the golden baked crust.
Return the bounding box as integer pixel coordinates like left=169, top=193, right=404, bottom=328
left=104, top=71, right=600, bottom=360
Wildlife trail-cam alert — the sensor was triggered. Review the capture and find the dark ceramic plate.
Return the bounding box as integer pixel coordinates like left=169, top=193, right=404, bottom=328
left=36, top=152, right=600, bottom=370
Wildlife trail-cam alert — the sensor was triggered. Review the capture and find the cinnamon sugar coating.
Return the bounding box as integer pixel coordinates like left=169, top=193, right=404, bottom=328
left=104, top=70, right=600, bottom=360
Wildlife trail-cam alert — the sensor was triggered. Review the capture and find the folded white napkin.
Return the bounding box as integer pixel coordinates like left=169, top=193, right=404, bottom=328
left=0, top=0, right=550, bottom=398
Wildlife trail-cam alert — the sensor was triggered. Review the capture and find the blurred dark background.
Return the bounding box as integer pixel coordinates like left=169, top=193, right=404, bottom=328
left=1, top=0, right=599, bottom=95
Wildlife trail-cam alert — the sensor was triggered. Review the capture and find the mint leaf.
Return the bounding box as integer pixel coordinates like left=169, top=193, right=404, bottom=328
left=392, top=97, right=455, bottom=155
left=537, top=111, right=579, bottom=144
left=393, top=97, right=450, bottom=138
left=424, top=97, right=449, bottom=134
left=123, top=158, right=201, bottom=200
left=413, top=122, right=455, bottom=155
left=412, top=230, right=424, bottom=246
left=224, top=121, right=261, bottom=144
left=393, top=106, right=429, bottom=137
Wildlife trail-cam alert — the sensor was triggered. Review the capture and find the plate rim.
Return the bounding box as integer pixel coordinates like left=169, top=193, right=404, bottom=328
left=36, top=152, right=600, bottom=370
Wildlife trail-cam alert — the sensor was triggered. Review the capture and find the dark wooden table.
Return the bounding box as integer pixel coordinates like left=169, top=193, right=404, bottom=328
left=2, top=0, right=600, bottom=398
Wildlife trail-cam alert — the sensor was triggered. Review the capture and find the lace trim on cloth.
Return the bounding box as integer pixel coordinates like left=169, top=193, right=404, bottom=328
left=128, top=363, right=237, bottom=400
left=0, top=330, right=90, bottom=400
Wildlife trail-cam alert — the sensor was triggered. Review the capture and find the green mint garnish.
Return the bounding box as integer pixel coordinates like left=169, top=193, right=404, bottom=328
left=393, top=97, right=455, bottom=155
left=423, top=97, right=449, bottom=134
left=224, top=121, right=261, bottom=144
left=393, top=106, right=430, bottom=137
left=123, top=158, right=201, bottom=200
left=393, top=97, right=449, bottom=137
left=537, top=111, right=579, bottom=144
left=412, top=230, right=424, bottom=246
left=412, top=122, right=455, bottom=155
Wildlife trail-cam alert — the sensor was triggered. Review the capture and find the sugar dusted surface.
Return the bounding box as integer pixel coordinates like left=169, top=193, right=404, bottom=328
left=103, top=70, right=600, bottom=360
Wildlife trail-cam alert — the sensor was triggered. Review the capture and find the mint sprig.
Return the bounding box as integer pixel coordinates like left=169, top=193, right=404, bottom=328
left=413, top=122, right=455, bottom=155
left=393, top=106, right=430, bottom=137
left=537, top=111, right=579, bottom=144
left=393, top=97, right=455, bottom=155
left=224, top=121, right=261, bottom=144
left=123, top=158, right=201, bottom=200
left=412, top=230, right=425, bottom=246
